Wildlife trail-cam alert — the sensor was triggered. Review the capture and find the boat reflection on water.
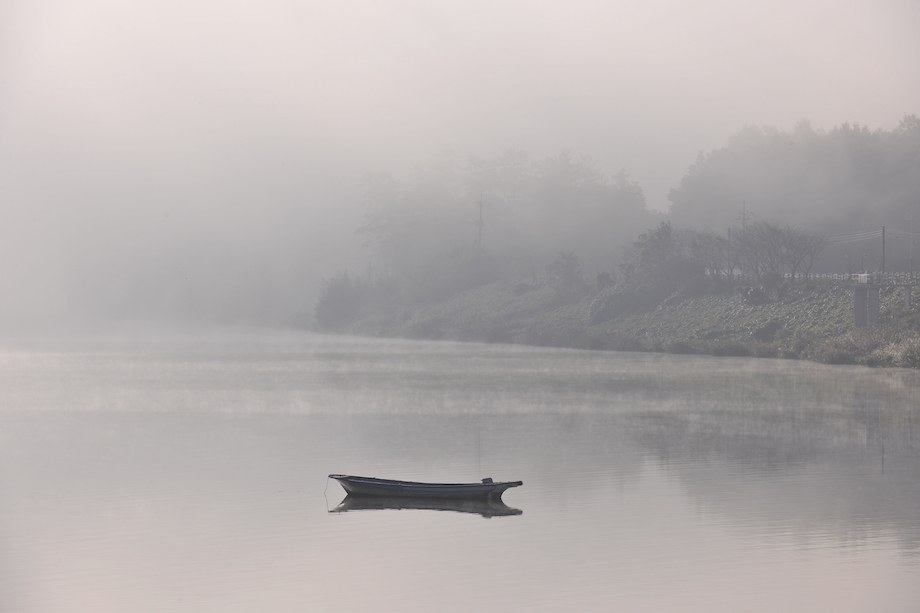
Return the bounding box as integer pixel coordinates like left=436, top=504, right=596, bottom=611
left=331, top=495, right=523, bottom=518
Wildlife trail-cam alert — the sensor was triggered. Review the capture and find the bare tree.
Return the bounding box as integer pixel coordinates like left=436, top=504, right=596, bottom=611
left=688, top=231, right=733, bottom=278
left=785, top=227, right=828, bottom=278
left=731, top=220, right=827, bottom=279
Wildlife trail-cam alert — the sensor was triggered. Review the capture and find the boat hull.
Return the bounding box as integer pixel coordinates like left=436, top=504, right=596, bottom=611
left=328, top=474, right=522, bottom=500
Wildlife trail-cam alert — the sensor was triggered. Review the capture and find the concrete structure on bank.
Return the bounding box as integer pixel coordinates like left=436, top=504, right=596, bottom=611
left=853, top=277, right=916, bottom=327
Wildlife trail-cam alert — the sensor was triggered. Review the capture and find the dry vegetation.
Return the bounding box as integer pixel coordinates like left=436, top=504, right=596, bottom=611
left=348, top=279, right=920, bottom=368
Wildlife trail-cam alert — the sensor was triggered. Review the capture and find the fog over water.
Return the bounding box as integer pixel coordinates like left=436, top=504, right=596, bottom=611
left=1, top=334, right=918, bottom=612
left=4, top=5, right=920, bottom=610
left=1, top=0, right=919, bottom=329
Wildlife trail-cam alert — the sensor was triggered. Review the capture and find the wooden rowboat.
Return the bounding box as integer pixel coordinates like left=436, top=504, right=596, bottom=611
left=328, top=474, right=522, bottom=500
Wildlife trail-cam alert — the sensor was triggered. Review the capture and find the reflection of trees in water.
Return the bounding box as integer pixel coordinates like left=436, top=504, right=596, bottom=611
left=619, top=390, right=920, bottom=555
left=620, top=362, right=920, bottom=456
left=623, top=396, right=915, bottom=468
left=312, top=339, right=920, bottom=551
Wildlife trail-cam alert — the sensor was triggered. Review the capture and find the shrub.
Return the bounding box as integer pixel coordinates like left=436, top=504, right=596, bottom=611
left=895, top=338, right=920, bottom=368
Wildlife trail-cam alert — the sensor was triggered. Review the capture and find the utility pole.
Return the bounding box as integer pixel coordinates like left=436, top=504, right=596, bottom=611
left=736, top=201, right=752, bottom=277
left=727, top=227, right=732, bottom=278
left=882, top=226, right=886, bottom=274
left=907, top=215, right=914, bottom=281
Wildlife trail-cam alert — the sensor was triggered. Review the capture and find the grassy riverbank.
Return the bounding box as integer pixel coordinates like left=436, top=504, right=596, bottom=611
left=346, top=279, right=920, bottom=368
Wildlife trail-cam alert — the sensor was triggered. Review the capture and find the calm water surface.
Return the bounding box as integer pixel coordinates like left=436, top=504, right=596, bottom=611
left=1, top=332, right=918, bottom=612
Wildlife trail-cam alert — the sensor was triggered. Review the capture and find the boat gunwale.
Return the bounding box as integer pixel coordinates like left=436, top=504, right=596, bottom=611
left=329, top=474, right=522, bottom=488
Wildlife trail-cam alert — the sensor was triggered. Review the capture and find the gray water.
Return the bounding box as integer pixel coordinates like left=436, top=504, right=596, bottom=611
left=1, top=332, right=918, bottom=612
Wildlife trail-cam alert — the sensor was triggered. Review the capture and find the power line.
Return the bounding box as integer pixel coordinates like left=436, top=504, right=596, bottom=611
left=828, top=229, right=883, bottom=239
left=827, top=229, right=883, bottom=243
left=827, top=236, right=882, bottom=244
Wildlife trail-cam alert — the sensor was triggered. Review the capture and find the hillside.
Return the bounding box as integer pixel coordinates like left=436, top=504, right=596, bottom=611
left=346, top=278, right=920, bottom=368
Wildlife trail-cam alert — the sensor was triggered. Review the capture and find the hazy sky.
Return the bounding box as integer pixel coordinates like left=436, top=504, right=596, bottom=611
left=2, top=0, right=918, bottom=327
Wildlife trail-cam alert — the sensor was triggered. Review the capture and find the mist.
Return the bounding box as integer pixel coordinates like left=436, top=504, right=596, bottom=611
left=2, top=0, right=918, bottom=331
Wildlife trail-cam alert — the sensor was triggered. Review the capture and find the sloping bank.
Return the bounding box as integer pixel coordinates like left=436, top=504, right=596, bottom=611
left=346, top=279, right=920, bottom=368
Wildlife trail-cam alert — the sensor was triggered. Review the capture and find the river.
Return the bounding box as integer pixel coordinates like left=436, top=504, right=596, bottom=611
left=0, top=332, right=918, bottom=612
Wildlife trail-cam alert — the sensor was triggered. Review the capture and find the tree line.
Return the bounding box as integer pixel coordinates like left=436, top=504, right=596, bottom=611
left=315, top=115, right=917, bottom=328
left=359, top=149, right=658, bottom=280
left=669, top=115, right=920, bottom=232
left=578, top=219, right=830, bottom=291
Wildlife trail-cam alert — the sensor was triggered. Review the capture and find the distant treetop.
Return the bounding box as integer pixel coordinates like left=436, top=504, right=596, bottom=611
left=667, top=115, right=920, bottom=234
